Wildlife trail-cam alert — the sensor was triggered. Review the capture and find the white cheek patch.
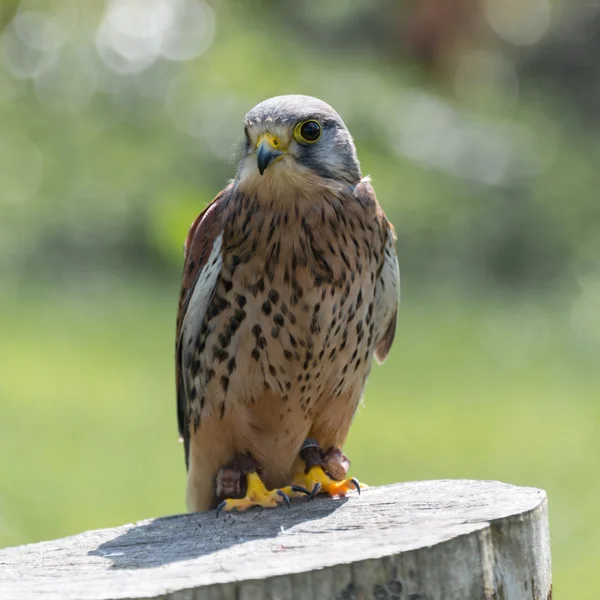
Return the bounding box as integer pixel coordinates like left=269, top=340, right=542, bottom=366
left=180, top=234, right=223, bottom=378
left=238, top=156, right=259, bottom=182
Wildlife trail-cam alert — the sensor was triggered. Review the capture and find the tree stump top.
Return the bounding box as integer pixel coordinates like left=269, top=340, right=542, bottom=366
left=0, top=480, right=551, bottom=600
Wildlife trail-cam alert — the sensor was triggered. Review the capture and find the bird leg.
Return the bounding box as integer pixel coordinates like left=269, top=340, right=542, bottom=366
left=214, top=454, right=255, bottom=500
left=214, top=454, right=291, bottom=516
left=287, top=439, right=362, bottom=499
left=323, top=447, right=351, bottom=481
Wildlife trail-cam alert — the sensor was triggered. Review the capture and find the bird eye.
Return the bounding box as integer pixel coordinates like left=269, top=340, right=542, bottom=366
left=294, top=120, right=322, bottom=144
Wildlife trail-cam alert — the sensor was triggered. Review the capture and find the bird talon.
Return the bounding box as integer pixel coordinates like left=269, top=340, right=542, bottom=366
left=277, top=489, right=291, bottom=508
left=291, top=485, right=312, bottom=496
left=215, top=472, right=289, bottom=515
left=216, top=500, right=227, bottom=518
left=308, top=482, right=321, bottom=500
left=292, top=466, right=363, bottom=499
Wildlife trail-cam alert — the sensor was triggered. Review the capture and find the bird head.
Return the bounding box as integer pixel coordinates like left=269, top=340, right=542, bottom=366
left=235, top=95, right=362, bottom=190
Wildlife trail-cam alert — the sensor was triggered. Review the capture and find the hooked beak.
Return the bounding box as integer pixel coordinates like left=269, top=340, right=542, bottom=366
left=256, top=133, right=285, bottom=175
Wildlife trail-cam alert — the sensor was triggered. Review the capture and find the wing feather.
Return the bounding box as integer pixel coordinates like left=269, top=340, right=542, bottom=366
left=374, top=222, right=400, bottom=364
left=175, top=187, right=229, bottom=467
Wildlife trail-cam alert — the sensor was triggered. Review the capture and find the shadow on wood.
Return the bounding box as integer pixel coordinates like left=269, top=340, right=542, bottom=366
left=89, top=495, right=347, bottom=569
left=0, top=480, right=551, bottom=600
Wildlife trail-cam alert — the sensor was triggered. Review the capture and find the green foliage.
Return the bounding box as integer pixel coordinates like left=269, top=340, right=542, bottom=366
left=0, top=1, right=598, bottom=287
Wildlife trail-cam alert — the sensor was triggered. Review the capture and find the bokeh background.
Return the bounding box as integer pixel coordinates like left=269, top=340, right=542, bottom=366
left=1, top=0, right=599, bottom=595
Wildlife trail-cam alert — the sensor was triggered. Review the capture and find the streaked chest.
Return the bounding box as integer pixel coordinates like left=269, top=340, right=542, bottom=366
left=191, top=192, right=385, bottom=414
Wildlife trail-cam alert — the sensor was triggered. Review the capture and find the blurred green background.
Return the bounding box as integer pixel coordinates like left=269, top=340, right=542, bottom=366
left=1, top=0, right=599, bottom=596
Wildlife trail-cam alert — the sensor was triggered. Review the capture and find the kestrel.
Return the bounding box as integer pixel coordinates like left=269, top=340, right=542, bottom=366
left=175, top=95, right=399, bottom=514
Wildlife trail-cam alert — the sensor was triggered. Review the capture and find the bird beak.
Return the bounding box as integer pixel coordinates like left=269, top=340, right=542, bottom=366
left=256, top=133, right=285, bottom=175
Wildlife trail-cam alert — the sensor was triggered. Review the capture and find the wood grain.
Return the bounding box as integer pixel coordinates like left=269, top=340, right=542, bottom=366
left=0, top=480, right=551, bottom=600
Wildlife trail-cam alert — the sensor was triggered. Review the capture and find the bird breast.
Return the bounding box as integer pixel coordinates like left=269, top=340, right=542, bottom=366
left=188, top=187, right=385, bottom=429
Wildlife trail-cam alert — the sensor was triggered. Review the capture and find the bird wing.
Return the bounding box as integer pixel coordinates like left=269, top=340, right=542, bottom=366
left=175, top=186, right=229, bottom=467
left=374, top=221, right=400, bottom=364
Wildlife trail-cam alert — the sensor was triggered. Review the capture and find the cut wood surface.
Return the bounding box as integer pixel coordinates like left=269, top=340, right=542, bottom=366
left=0, top=480, right=551, bottom=600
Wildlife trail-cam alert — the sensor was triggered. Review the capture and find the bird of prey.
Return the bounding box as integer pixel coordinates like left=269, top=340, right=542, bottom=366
left=175, top=95, right=399, bottom=514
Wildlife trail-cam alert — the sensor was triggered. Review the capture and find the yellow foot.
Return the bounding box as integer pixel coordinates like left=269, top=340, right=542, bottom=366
left=290, top=466, right=363, bottom=499
left=215, top=472, right=290, bottom=517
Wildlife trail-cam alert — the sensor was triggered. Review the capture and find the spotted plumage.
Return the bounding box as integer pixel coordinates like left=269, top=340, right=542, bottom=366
left=175, top=95, right=399, bottom=512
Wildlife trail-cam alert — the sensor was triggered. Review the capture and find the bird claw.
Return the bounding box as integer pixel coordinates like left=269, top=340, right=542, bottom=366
left=292, top=466, right=364, bottom=499
left=216, top=472, right=290, bottom=516
left=215, top=500, right=227, bottom=518
left=215, top=464, right=362, bottom=516
left=308, top=482, right=321, bottom=500
left=276, top=489, right=291, bottom=508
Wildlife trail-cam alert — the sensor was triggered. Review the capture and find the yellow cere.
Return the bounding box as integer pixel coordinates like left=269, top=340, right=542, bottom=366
left=257, top=132, right=286, bottom=152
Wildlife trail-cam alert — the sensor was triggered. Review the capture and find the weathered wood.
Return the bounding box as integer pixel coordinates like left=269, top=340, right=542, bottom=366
left=0, top=480, right=551, bottom=600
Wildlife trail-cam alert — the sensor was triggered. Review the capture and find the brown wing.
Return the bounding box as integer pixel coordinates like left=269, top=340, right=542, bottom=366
left=175, top=186, right=230, bottom=468
left=374, top=211, right=400, bottom=364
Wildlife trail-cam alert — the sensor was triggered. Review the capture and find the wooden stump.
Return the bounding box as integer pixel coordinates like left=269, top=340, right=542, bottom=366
left=0, top=480, right=551, bottom=600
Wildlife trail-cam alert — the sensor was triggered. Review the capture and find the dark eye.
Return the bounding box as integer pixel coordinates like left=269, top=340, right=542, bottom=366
left=295, top=120, right=322, bottom=144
